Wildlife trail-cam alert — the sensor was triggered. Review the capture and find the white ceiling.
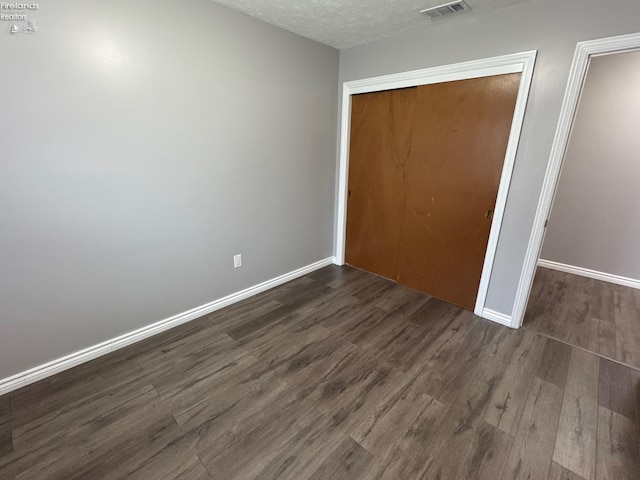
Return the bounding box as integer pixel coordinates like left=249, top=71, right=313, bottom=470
left=209, top=0, right=529, bottom=49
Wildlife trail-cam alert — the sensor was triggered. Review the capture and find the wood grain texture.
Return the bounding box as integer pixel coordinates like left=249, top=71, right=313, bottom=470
left=548, top=461, right=587, bottom=480
left=346, top=87, right=417, bottom=281
left=484, top=329, right=545, bottom=436
left=0, top=395, right=11, bottom=460
left=590, top=317, right=617, bottom=359
left=614, top=286, right=640, bottom=368
left=347, top=74, right=522, bottom=310
left=463, top=421, right=513, bottom=480
left=308, top=437, right=372, bottom=480
left=598, top=357, right=635, bottom=420
left=526, top=267, right=640, bottom=369
left=396, top=73, right=522, bottom=309
left=525, top=268, right=572, bottom=340
left=537, top=337, right=572, bottom=388
left=562, top=275, right=592, bottom=350
left=552, top=348, right=599, bottom=480
left=349, top=375, right=446, bottom=455
left=502, top=378, right=564, bottom=480
left=596, top=406, right=639, bottom=480
left=0, top=265, right=637, bottom=479
left=631, top=368, right=640, bottom=445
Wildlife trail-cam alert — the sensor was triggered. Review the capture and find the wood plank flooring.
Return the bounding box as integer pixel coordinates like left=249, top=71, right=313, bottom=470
left=1, top=265, right=638, bottom=479
left=525, top=266, right=640, bottom=370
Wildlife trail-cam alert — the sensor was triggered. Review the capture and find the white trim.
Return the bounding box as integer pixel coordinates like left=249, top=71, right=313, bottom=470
left=538, top=259, right=640, bottom=290
left=512, top=32, right=640, bottom=329
left=481, top=308, right=514, bottom=328
left=474, top=52, right=537, bottom=317
left=335, top=51, right=538, bottom=323
left=0, top=256, right=337, bottom=396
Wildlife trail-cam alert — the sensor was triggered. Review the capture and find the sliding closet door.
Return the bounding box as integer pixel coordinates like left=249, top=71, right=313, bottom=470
left=345, top=73, right=521, bottom=310
left=345, top=87, right=417, bottom=281
left=397, top=74, right=521, bottom=308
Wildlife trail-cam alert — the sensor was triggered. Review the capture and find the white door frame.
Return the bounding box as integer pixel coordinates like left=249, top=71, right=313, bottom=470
left=334, top=51, right=537, bottom=321
left=511, top=32, right=640, bottom=328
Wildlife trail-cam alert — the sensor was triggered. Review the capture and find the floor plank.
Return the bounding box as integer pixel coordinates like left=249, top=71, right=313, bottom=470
left=462, top=421, right=513, bottom=480
left=10, top=384, right=188, bottom=480
left=614, top=286, right=640, bottom=368
left=548, top=461, right=586, bottom=480
left=372, top=282, right=431, bottom=318
left=536, top=337, right=572, bottom=389
left=552, top=348, right=599, bottom=480
left=484, top=330, right=545, bottom=436
left=0, top=395, right=12, bottom=459
left=502, top=377, right=564, bottom=480
left=308, top=436, right=372, bottom=480
left=360, top=444, right=431, bottom=479
left=591, top=317, right=617, bottom=359
left=525, top=268, right=572, bottom=341
left=563, top=275, right=593, bottom=350
left=596, top=406, right=639, bottom=480
left=348, top=373, right=446, bottom=455
left=598, top=357, right=635, bottom=420
left=254, top=417, right=350, bottom=480
left=420, top=373, right=503, bottom=479
left=631, top=368, right=640, bottom=443
left=186, top=390, right=324, bottom=480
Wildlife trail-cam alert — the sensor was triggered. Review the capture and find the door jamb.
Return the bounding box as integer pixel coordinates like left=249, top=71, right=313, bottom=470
left=510, top=32, right=640, bottom=328
left=334, top=51, right=537, bottom=322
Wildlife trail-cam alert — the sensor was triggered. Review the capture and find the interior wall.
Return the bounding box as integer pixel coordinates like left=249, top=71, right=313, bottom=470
left=0, top=0, right=338, bottom=379
left=541, top=50, right=640, bottom=280
left=338, top=0, right=640, bottom=317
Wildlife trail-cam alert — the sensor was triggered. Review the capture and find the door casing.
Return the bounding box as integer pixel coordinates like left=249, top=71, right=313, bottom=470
left=335, top=51, right=537, bottom=325
left=512, top=33, right=640, bottom=329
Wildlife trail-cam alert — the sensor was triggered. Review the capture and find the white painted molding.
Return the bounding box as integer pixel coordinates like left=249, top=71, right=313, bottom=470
left=481, top=308, right=514, bottom=328
left=473, top=51, right=537, bottom=318
left=334, top=50, right=538, bottom=323
left=511, top=32, right=640, bottom=329
left=0, top=256, right=337, bottom=396
left=538, top=259, right=640, bottom=290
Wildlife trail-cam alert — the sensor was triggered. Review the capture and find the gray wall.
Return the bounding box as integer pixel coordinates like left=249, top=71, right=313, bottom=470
left=541, top=50, right=640, bottom=280
left=338, top=0, right=640, bottom=315
left=0, top=0, right=338, bottom=379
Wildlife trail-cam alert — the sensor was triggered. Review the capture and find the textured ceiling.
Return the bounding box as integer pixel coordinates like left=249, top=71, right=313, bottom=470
left=209, top=0, right=529, bottom=49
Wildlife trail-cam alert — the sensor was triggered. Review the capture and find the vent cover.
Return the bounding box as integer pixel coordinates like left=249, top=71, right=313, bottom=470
left=420, top=1, right=471, bottom=19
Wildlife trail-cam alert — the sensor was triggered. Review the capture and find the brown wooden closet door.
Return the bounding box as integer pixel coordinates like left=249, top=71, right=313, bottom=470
left=345, top=73, right=521, bottom=310
left=345, top=87, right=417, bottom=281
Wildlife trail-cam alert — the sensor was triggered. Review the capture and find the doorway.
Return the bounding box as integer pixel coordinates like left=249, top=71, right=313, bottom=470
left=335, top=52, right=537, bottom=318
left=523, top=47, right=640, bottom=369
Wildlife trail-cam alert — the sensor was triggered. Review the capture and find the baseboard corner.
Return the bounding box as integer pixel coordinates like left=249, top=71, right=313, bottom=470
left=481, top=308, right=515, bottom=328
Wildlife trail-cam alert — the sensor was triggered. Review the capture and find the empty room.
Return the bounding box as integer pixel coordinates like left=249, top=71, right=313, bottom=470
left=1, top=0, right=639, bottom=479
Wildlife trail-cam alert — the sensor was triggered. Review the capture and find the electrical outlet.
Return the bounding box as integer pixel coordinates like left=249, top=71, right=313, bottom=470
left=233, top=254, right=242, bottom=269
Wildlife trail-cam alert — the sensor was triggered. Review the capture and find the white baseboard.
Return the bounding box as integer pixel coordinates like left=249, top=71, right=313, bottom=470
left=481, top=308, right=515, bottom=328
left=538, top=259, right=640, bottom=290
left=0, top=256, right=337, bottom=396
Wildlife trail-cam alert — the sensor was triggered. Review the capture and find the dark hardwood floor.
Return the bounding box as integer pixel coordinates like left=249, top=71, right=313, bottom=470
left=1, top=265, right=638, bottom=479
left=525, top=266, right=640, bottom=370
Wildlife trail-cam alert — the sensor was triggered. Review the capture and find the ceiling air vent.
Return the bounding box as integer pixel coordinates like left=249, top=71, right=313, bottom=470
left=420, top=1, right=471, bottom=19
